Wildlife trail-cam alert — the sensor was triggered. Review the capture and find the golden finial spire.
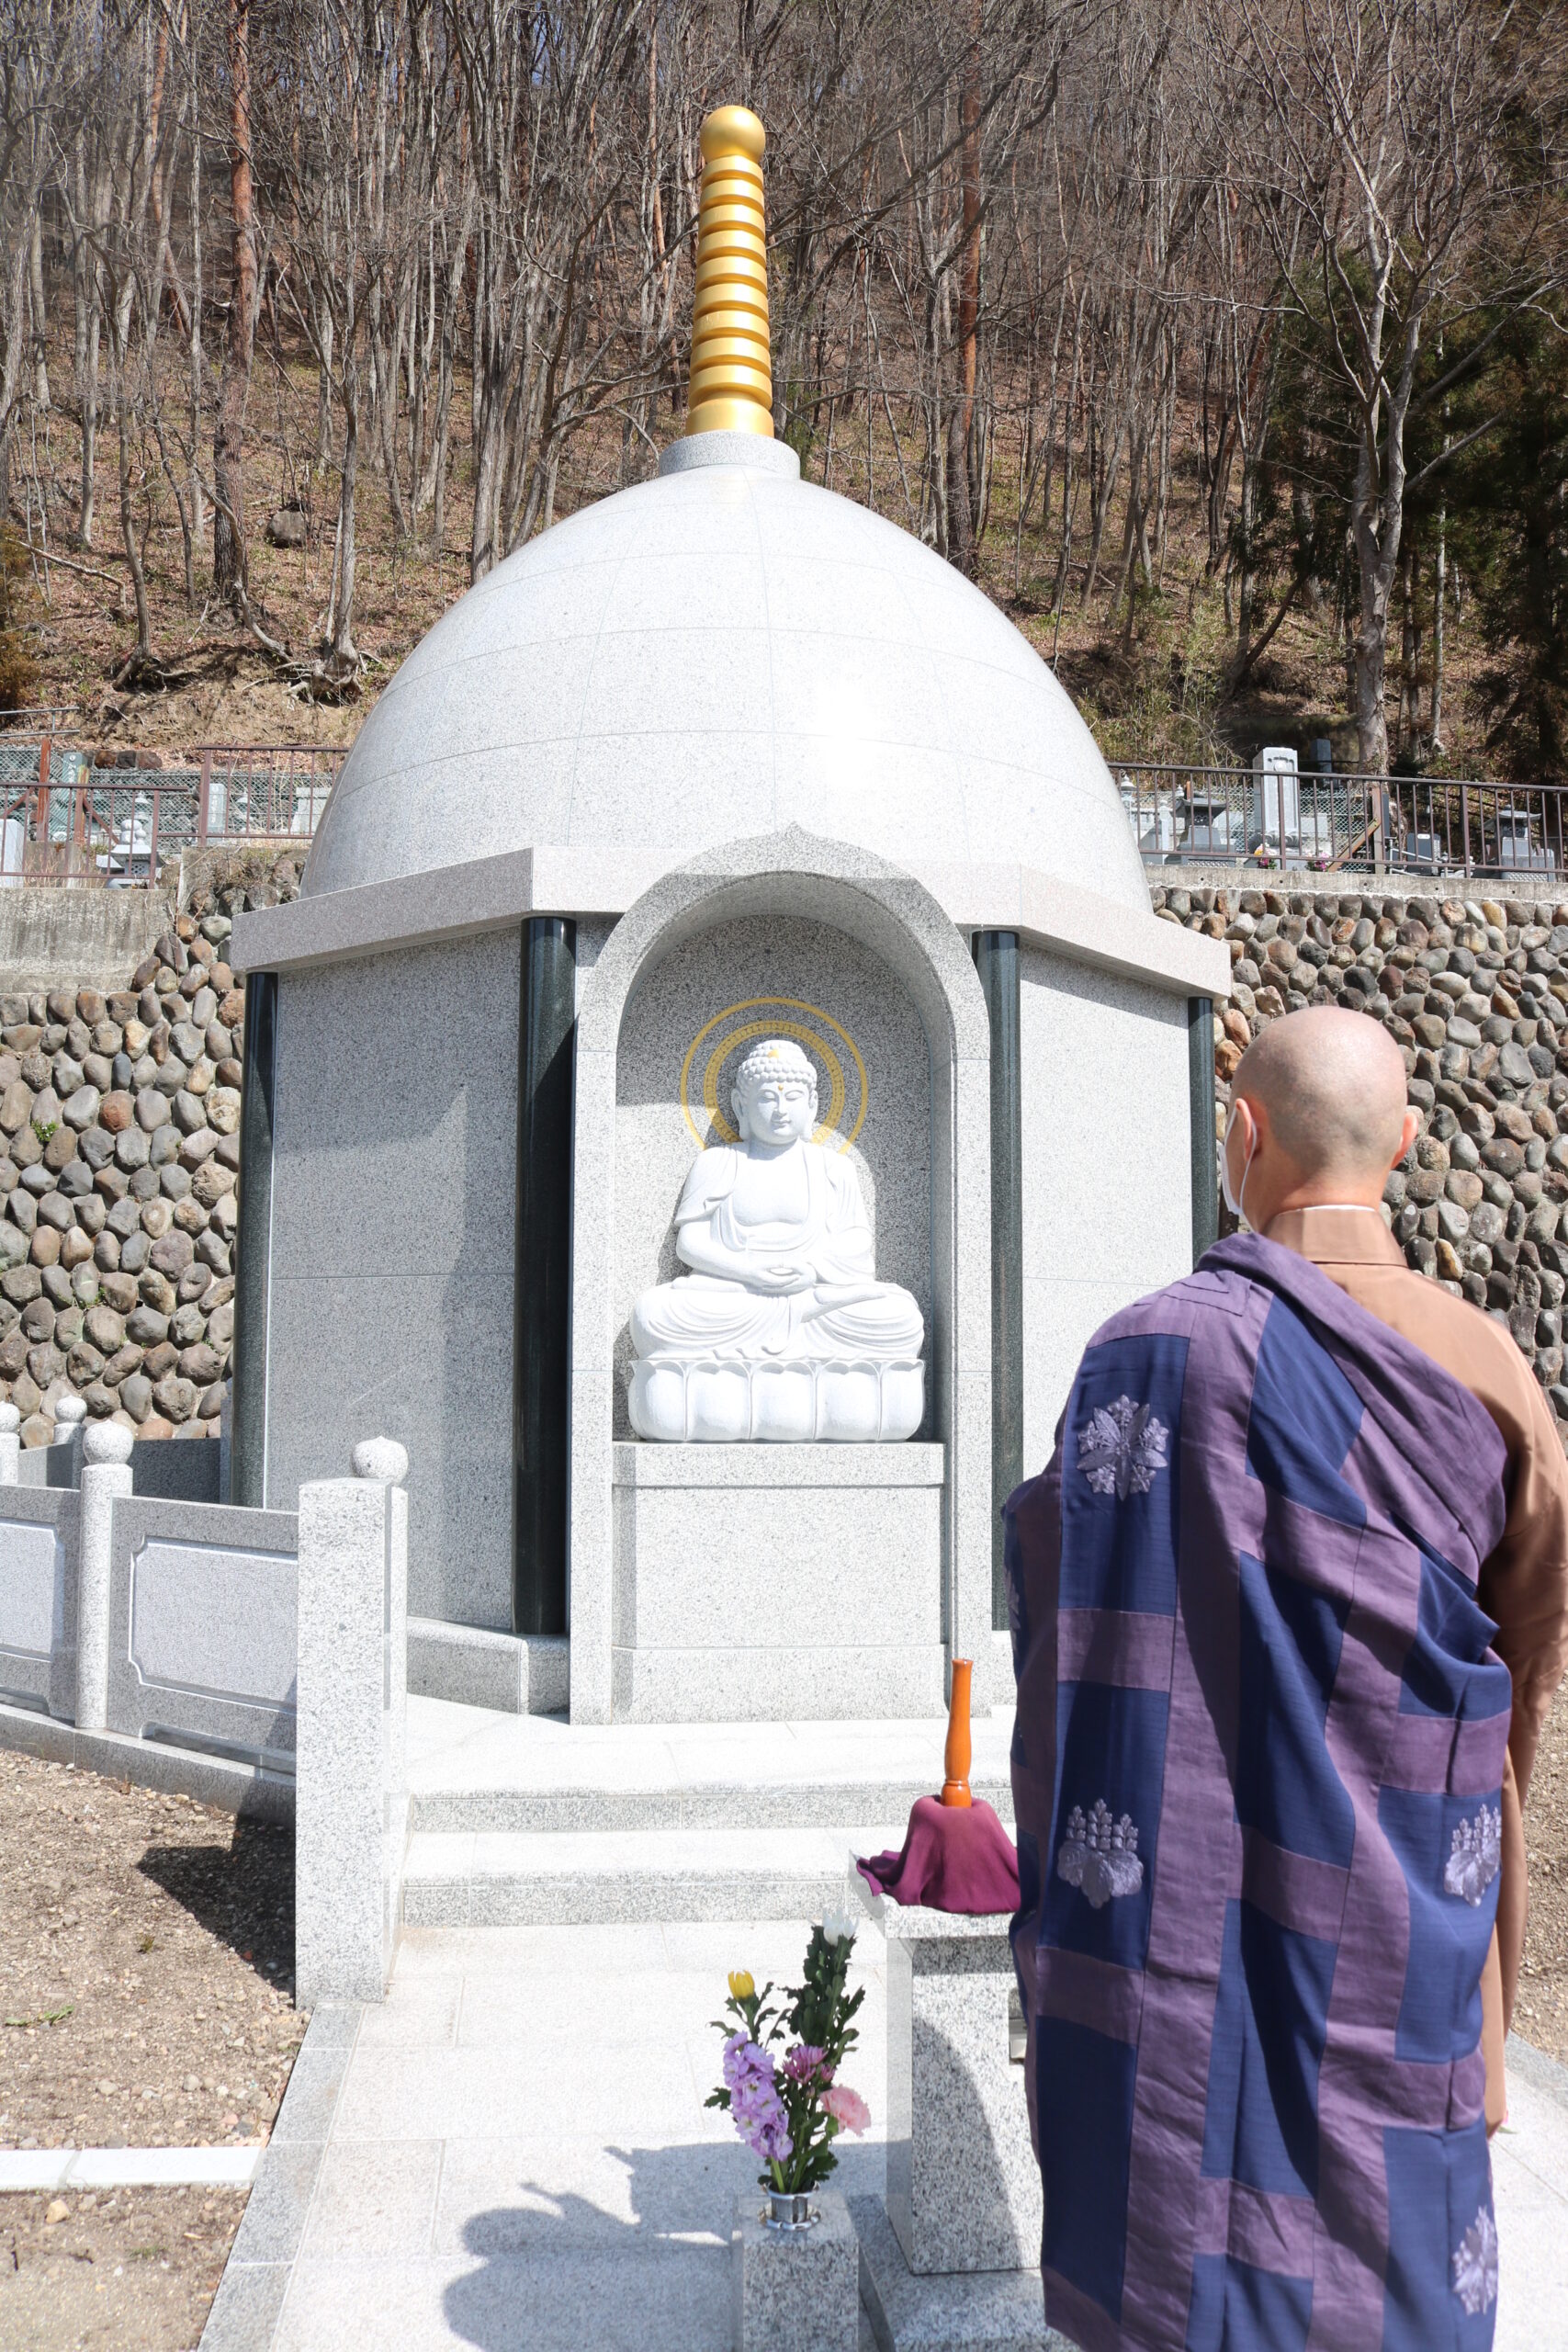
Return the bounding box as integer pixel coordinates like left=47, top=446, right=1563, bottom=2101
left=685, top=106, right=773, bottom=439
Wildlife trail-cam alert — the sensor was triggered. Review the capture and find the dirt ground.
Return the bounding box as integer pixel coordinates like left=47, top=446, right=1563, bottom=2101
left=0, top=2188, right=246, bottom=2352
left=0, top=1750, right=304, bottom=2351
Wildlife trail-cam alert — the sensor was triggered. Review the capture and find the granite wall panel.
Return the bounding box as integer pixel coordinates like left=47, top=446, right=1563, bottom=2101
left=1019, top=948, right=1191, bottom=1477
left=265, top=932, right=519, bottom=1627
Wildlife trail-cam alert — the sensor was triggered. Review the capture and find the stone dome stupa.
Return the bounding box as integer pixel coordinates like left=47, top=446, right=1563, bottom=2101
left=302, top=110, right=1145, bottom=913
left=303, top=440, right=1149, bottom=910
left=232, top=103, right=1226, bottom=1731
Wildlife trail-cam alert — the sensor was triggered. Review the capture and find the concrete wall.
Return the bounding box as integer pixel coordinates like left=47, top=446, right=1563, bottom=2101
left=1019, top=947, right=1192, bottom=1478
left=0, top=887, right=176, bottom=998
left=265, top=932, right=518, bottom=1627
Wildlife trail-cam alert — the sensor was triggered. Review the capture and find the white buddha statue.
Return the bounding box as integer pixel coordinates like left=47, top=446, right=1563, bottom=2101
left=628, top=1038, right=925, bottom=1442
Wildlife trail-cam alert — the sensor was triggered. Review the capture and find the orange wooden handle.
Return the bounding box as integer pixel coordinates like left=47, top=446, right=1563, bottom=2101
left=941, top=1657, right=974, bottom=1806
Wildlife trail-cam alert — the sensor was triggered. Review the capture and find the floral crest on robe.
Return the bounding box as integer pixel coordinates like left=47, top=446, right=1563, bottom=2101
left=1057, top=1800, right=1144, bottom=1909
left=1443, top=1803, right=1502, bottom=1907
left=1077, top=1396, right=1169, bottom=1500
left=1452, top=2206, right=1498, bottom=2315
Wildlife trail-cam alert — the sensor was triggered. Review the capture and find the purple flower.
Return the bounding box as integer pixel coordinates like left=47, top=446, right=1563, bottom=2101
left=783, top=2043, right=829, bottom=2086
left=721, top=2035, right=793, bottom=2165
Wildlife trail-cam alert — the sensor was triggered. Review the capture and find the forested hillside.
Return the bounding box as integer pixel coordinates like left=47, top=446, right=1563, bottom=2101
left=1, top=0, right=1564, bottom=778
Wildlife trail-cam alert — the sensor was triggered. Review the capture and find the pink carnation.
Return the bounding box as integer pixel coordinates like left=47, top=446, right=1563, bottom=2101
left=821, top=2084, right=871, bottom=2135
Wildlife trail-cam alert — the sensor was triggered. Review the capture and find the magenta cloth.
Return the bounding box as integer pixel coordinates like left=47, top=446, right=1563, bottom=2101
left=855, top=1794, right=1021, bottom=1915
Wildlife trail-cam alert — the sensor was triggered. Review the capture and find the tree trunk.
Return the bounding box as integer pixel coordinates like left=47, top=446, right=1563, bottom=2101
left=0, top=245, right=28, bottom=520
left=1349, top=402, right=1401, bottom=778
left=1430, top=502, right=1447, bottom=751
left=943, top=395, right=975, bottom=578
left=28, top=213, right=50, bottom=414
left=949, top=0, right=983, bottom=578
left=112, top=333, right=152, bottom=670
left=212, top=0, right=257, bottom=603
left=315, top=310, right=333, bottom=469
left=327, top=376, right=359, bottom=662
left=187, top=46, right=205, bottom=556
left=73, top=134, right=105, bottom=548
left=1397, top=538, right=1417, bottom=758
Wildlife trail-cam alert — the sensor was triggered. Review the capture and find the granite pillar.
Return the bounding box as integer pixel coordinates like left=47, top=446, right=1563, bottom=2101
left=231, top=967, right=278, bottom=1509
left=881, top=1909, right=1041, bottom=2274
left=851, top=1876, right=1055, bottom=2351
left=1188, top=994, right=1217, bottom=1266
left=513, top=917, right=576, bottom=1637
left=75, top=1422, right=134, bottom=1733
left=295, top=1441, right=409, bottom=2004
left=973, top=932, right=1021, bottom=1629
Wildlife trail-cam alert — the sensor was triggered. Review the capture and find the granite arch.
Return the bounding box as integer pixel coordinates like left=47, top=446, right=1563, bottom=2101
left=568, top=826, right=994, bottom=1724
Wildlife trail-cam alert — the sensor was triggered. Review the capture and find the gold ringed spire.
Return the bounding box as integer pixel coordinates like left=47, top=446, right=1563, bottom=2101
left=684, top=105, right=773, bottom=439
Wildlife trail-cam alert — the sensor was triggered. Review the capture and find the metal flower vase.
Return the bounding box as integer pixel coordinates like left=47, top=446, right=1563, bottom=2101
left=763, top=2189, right=817, bottom=2233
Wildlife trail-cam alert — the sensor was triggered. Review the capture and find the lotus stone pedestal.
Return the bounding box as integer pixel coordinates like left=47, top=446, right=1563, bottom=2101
left=609, top=1442, right=946, bottom=1722
left=629, top=1352, right=924, bottom=1444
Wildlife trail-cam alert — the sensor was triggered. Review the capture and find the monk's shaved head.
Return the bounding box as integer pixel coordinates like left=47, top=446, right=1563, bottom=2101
left=1233, top=1006, right=1409, bottom=1182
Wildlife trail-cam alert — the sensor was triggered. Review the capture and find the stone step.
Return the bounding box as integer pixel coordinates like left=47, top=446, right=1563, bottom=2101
left=404, top=1692, right=1018, bottom=1838
left=400, top=1823, right=897, bottom=1927
left=407, top=1769, right=1013, bottom=1836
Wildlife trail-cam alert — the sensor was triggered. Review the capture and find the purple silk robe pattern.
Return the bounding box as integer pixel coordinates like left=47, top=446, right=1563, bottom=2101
left=1005, top=1234, right=1512, bottom=2352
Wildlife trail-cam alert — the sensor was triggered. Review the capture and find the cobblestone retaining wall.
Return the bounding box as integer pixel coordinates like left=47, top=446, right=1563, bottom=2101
left=17, top=851, right=1563, bottom=1448
left=0, top=852, right=301, bottom=1445
left=1151, top=876, right=1568, bottom=1429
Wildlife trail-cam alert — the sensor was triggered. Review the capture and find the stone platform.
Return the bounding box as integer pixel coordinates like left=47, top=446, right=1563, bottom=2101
left=400, top=1695, right=1016, bottom=1926
left=197, top=1917, right=1568, bottom=2352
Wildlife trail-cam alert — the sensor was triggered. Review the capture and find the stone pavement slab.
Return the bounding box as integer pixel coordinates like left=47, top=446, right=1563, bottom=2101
left=200, top=1938, right=1568, bottom=2351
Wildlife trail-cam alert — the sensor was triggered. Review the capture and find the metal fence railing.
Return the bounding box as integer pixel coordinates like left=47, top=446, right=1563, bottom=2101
left=1116, top=763, right=1568, bottom=881
left=0, top=738, right=344, bottom=887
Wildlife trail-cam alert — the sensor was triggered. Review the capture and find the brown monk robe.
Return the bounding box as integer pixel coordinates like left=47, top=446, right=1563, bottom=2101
left=1265, top=1204, right=1568, bottom=2126
left=1221, top=1003, right=1568, bottom=2133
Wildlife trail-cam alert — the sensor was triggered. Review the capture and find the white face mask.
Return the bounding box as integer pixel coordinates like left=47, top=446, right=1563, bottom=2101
left=1221, top=1103, right=1256, bottom=1226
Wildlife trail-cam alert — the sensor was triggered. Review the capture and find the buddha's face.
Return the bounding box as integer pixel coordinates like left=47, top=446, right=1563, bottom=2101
left=734, top=1067, right=817, bottom=1146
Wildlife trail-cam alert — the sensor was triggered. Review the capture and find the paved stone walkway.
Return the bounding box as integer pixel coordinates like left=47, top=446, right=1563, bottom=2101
left=205, top=1919, right=1568, bottom=2351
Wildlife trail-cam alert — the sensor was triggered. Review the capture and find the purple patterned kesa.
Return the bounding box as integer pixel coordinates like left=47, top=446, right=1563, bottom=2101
left=1005, top=1234, right=1511, bottom=2352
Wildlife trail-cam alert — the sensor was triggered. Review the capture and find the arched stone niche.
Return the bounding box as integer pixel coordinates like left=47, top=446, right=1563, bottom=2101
left=612, top=910, right=935, bottom=1440
left=569, top=828, right=993, bottom=1726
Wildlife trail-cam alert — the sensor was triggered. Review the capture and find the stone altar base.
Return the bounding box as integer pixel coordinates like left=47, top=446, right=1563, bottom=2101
left=862, top=1891, right=1041, bottom=2274
left=852, top=2196, right=1066, bottom=2352
left=847, top=1875, right=1057, bottom=2352
left=610, top=1442, right=946, bottom=1723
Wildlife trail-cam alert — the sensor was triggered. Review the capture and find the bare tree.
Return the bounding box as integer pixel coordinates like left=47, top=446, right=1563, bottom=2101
left=1242, top=0, right=1542, bottom=773
left=212, top=0, right=257, bottom=602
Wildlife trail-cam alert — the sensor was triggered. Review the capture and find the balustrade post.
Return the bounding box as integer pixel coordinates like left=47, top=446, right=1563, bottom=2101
left=75, top=1423, right=134, bottom=1733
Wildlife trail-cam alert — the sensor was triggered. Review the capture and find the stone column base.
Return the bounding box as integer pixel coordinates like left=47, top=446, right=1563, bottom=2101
left=852, top=2196, right=1070, bottom=2352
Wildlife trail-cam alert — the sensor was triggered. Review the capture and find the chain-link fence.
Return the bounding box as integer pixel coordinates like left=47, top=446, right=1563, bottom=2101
left=1116, top=763, right=1568, bottom=880
left=0, top=739, right=344, bottom=886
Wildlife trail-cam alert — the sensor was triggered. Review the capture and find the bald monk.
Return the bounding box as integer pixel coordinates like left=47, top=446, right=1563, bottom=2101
left=1004, top=1006, right=1568, bottom=2352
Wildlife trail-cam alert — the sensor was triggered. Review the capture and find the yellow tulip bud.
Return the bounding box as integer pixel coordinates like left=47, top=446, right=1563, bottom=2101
left=728, top=1970, right=756, bottom=2001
